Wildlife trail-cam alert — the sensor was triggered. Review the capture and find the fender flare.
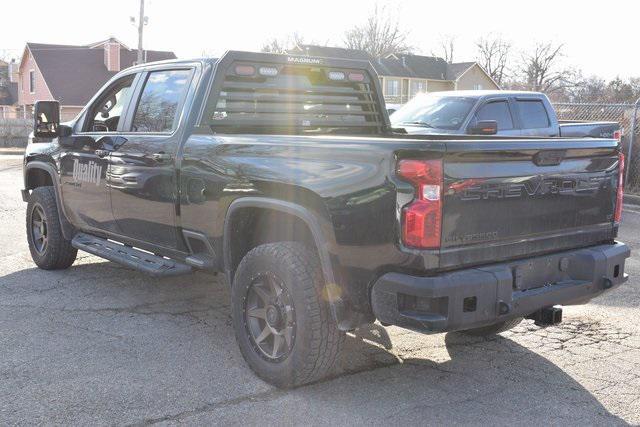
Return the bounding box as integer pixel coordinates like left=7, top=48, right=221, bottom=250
left=24, top=161, right=75, bottom=240
left=223, top=197, right=351, bottom=329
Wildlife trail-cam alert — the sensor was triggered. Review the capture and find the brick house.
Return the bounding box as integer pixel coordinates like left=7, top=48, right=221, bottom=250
left=288, top=45, right=500, bottom=104
left=17, top=38, right=176, bottom=120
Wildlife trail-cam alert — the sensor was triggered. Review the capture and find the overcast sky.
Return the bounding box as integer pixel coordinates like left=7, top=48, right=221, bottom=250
left=3, top=0, right=638, bottom=80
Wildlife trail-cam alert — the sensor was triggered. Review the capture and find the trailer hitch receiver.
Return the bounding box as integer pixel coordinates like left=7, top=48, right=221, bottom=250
left=527, top=306, right=563, bottom=327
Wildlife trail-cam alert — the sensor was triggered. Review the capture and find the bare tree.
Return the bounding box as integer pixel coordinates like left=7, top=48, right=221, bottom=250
left=475, top=35, right=511, bottom=86
left=343, top=5, right=412, bottom=57
left=261, top=32, right=307, bottom=54
left=519, top=41, right=576, bottom=92
left=0, top=50, right=16, bottom=88
left=431, top=35, right=456, bottom=63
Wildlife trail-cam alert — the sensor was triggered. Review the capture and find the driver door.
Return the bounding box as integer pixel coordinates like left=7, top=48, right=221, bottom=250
left=59, top=73, right=140, bottom=234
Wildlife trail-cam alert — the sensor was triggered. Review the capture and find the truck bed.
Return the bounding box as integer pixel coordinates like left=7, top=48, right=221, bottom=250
left=558, top=120, right=619, bottom=139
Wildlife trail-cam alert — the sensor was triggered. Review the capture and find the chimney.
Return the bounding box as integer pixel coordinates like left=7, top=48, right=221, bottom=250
left=104, top=39, right=121, bottom=72
left=8, top=59, right=19, bottom=83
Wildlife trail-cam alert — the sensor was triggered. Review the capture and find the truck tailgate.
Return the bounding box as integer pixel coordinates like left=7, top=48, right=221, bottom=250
left=439, top=138, right=620, bottom=269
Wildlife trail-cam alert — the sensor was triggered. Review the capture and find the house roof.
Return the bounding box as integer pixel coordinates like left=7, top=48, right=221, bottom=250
left=374, top=54, right=449, bottom=80
left=446, top=62, right=475, bottom=80
left=288, top=44, right=372, bottom=61
left=286, top=44, right=479, bottom=82
left=26, top=41, right=176, bottom=106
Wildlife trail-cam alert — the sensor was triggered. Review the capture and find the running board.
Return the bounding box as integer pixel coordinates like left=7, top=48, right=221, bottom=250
left=71, top=233, right=193, bottom=277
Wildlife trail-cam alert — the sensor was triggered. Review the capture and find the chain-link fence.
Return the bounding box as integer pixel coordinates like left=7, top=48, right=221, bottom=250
left=553, top=102, right=640, bottom=190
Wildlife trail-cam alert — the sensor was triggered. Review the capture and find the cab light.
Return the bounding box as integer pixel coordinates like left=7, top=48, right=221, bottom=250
left=397, top=159, right=443, bottom=249
left=615, top=152, right=625, bottom=223
left=258, top=66, right=278, bottom=76
left=234, top=65, right=255, bottom=76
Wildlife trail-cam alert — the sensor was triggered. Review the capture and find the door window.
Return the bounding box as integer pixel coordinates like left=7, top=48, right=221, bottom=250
left=84, top=75, right=135, bottom=132
left=475, top=100, right=514, bottom=130
left=517, top=100, right=550, bottom=129
left=130, top=70, right=191, bottom=133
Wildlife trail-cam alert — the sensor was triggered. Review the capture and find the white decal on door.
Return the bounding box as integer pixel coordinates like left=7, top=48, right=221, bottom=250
left=72, top=159, right=102, bottom=186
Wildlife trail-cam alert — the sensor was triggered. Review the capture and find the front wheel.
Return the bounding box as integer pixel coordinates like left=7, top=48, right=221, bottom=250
left=231, top=242, right=345, bottom=388
left=26, top=187, right=77, bottom=270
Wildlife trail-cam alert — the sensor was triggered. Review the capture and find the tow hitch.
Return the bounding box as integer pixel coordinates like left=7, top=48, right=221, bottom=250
left=527, top=306, right=563, bottom=327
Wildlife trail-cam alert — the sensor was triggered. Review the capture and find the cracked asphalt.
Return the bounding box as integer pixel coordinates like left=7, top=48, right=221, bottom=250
left=1, top=155, right=639, bottom=425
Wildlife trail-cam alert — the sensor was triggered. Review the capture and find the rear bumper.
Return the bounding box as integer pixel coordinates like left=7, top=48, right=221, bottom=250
left=371, top=242, right=630, bottom=333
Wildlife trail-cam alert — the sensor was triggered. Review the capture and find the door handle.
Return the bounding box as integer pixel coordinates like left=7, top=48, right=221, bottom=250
left=151, top=152, right=172, bottom=162
left=95, top=149, right=110, bottom=158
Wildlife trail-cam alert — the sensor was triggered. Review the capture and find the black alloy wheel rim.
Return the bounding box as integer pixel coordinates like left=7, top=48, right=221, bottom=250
left=244, top=273, right=296, bottom=361
left=31, top=204, right=48, bottom=254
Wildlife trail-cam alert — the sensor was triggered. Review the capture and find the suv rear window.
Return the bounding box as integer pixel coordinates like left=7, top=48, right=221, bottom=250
left=517, top=100, right=550, bottom=129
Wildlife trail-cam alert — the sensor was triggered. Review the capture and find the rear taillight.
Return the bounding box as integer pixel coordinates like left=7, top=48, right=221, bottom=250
left=397, top=159, right=443, bottom=249
left=234, top=65, right=256, bottom=76
left=615, top=152, right=625, bottom=222
left=613, top=130, right=622, bottom=142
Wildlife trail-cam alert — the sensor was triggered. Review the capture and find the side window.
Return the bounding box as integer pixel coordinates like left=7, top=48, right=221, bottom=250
left=517, top=100, right=550, bottom=129
left=130, top=69, right=191, bottom=133
left=475, top=100, right=514, bottom=130
left=84, top=75, right=135, bottom=132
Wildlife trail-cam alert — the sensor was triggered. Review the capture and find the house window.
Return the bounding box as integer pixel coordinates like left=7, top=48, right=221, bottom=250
left=385, top=79, right=400, bottom=97
left=410, top=80, right=426, bottom=97
left=29, top=70, right=35, bottom=93
left=473, top=83, right=483, bottom=90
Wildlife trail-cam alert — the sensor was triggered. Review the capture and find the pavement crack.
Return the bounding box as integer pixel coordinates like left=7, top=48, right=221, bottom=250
left=130, top=388, right=288, bottom=425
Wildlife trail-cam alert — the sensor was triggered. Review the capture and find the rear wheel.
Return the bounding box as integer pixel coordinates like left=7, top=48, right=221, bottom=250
left=231, top=242, right=345, bottom=388
left=458, top=317, right=523, bottom=337
left=26, top=187, right=77, bottom=270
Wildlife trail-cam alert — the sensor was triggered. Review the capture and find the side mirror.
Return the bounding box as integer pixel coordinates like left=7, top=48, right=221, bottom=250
left=468, top=120, right=498, bottom=136
left=33, top=101, right=61, bottom=138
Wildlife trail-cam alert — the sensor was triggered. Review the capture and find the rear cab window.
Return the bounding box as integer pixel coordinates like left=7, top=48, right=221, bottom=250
left=517, top=99, right=550, bottom=129
left=201, top=53, right=387, bottom=135
left=130, top=69, right=192, bottom=133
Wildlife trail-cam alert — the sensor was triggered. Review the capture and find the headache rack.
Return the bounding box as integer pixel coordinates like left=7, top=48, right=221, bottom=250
left=200, top=51, right=390, bottom=135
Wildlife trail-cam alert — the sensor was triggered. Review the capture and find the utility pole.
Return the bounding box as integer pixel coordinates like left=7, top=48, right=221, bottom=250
left=136, top=0, right=145, bottom=64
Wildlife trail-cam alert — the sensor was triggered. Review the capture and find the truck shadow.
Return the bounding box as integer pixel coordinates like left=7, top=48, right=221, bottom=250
left=0, top=261, right=628, bottom=424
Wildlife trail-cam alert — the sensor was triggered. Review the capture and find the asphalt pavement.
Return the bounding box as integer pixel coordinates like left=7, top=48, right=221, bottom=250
left=1, top=155, right=638, bottom=425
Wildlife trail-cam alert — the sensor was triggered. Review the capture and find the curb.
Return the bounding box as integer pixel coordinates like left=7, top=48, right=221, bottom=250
left=624, top=193, right=640, bottom=206
left=0, top=149, right=25, bottom=156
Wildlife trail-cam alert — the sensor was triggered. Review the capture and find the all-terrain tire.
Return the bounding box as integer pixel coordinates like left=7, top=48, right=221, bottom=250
left=26, top=186, right=77, bottom=270
left=458, top=317, right=524, bottom=337
left=231, top=242, right=345, bottom=388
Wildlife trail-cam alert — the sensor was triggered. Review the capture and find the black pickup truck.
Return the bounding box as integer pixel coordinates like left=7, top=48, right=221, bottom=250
left=23, top=51, right=630, bottom=388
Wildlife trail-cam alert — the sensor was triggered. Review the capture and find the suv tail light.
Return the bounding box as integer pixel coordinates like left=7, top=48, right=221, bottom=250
left=397, top=159, right=443, bottom=249
left=615, top=152, right=625, bottom=223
